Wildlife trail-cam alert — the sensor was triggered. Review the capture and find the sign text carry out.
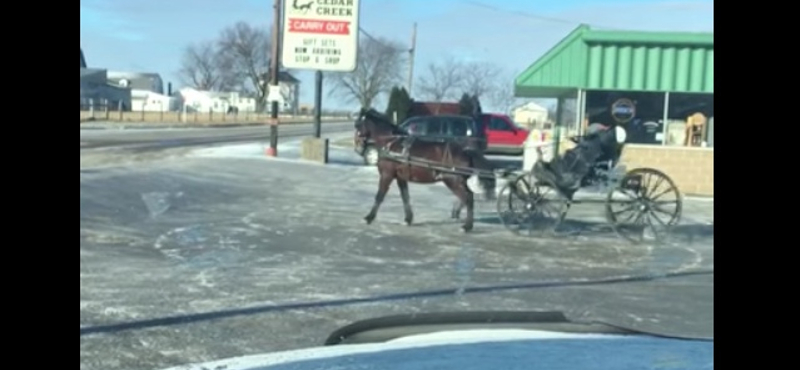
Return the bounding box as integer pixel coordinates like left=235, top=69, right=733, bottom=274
left=281, top=0, right=361, bottom=72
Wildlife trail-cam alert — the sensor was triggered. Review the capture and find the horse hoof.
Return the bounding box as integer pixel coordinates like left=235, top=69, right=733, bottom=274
left=405, top=218, right=413, bottom=226
left=461, top=225, right=473, bottom=233
left=364, top=216, right=374, bottom=225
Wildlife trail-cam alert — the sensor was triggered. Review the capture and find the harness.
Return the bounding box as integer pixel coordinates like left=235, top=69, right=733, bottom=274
left=380, top=135, right=456, bottom=180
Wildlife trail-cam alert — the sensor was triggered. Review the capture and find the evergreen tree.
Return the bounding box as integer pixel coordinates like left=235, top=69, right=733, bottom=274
left=471, top=94, right=483, bottom=116
left=385, top=86, right=401, bottom=122
left=395, top=87, right=413, bottom=124
left=458, top=93, right=474, bottom=116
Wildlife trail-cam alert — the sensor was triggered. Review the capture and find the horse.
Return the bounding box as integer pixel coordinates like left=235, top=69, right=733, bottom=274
left=354, top=108, right=501, bottom=232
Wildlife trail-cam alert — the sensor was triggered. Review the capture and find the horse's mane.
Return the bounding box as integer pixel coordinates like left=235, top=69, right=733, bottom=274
left=359, top=108, right=405, bottom=134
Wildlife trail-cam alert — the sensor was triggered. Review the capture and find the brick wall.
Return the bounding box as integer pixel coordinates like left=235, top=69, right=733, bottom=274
left=558, top=141, right=714, bottom=197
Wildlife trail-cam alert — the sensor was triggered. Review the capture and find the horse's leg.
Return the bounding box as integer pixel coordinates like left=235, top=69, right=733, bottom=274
left=451, top=200, right=463, bottom=219
left=450, top=175, right=469, bottom=219
left=364, top=170, right=395, bottom=225
left=443, top=177, right=474, bottom=232
left=396, top=178, right=413, bottom=225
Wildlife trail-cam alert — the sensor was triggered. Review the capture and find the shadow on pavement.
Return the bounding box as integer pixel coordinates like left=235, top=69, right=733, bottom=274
left=473, top=216, right=713, bottom=245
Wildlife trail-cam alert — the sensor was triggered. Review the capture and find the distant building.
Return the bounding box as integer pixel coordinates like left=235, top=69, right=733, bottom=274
left=512, top=101, right=549, bottom=128
left=80, top=49, right=131, bottom=110
left=103, top=71, right=174, bottom=111
left=179, top=88, right=257, bottom=113
left=258, top=71, right=301, bottom=114
left=106, top=71, right=164, bottom=94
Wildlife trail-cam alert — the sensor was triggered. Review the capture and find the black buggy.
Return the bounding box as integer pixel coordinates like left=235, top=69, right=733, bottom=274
left=496, top=124, right=683, bottom=244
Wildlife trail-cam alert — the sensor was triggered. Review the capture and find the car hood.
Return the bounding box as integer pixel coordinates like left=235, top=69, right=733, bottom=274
left=159, top=329, right=713, bottom=370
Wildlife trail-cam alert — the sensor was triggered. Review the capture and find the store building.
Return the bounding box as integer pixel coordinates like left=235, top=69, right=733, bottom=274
left=515, top=25, right=713, bottom=196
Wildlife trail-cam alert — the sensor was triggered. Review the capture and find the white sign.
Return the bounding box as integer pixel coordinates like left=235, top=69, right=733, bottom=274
left=267, top=85, right=283, bottom=103
left=281, top=0, right=361, bottom=72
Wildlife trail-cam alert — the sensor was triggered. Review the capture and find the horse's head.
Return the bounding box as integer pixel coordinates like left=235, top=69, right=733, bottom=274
left=354, top=108, right=369, bottom=140
left=354, top=108, right=401, bottom=145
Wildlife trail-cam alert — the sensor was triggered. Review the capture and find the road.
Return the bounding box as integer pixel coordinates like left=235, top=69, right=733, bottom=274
left=79, top=121, right=354, bottom=151
left=80, top=142, right=713, bottom=370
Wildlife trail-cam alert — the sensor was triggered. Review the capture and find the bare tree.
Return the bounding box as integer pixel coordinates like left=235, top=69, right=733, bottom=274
left=488, top=74, right=518, bottom=114
left=177, top=41, right=228, bottom=91
left=216, top=21, right=271, bottom=110
left=416, top=56, right=465, bottom=102
left=328, top=36, right=406, bottom=109
left=461, top=61, right=503, bottom=99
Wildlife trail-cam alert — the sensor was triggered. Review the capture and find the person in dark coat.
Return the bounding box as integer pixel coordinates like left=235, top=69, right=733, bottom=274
left=534, top=124, right=623, bottom=196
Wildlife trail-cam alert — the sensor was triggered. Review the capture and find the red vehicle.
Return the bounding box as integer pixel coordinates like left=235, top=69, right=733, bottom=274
left=480, top=113, right=530, bottom=155
left=409, top=102, right=530, bottom=155
left=354, top=102, right=529, bottom=165
left=407, top=103, right=530, bottom=155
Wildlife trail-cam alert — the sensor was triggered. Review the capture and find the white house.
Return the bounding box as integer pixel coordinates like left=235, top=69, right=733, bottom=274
left=512, top=101, right=549, bottom=128
left=179, top=88, right=258, bottom=113
left=105, top=70, right=169, bottom=111
left=130, top=89, right=180, bottom=112
left=258, top=71, right=301, bottom=114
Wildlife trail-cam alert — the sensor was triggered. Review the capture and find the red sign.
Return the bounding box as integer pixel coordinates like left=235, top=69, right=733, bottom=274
left=288, top=19, right=350, bottom=35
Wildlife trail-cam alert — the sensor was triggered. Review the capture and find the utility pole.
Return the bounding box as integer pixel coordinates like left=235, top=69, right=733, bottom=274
left=407, top=22, right=417, bottom=95
left=266, top=0, right=282, bottom=157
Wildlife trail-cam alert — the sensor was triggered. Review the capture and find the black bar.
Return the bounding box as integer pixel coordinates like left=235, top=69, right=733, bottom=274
left=314, top=70, right=323, bottom=138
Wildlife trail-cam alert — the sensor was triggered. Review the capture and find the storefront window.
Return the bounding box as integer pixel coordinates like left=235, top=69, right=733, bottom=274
left=559, top=97, right=579, bottom=137
left=664, top=93, right=714, bottom=147
left=584, top=91, right=665, bottom=145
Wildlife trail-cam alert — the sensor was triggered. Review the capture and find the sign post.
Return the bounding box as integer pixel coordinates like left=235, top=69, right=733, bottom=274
left=281, top=0, right=361, bottom=160
left=314, top=70, right=323, bottom=138
left=266, top=0, right=283, bottom=157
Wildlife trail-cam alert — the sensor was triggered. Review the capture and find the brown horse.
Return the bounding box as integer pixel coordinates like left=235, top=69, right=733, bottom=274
left=354, top=108, right=500, bottom=232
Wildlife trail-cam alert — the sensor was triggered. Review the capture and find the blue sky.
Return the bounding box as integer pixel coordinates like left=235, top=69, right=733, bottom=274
left=80, top=0, right=713, bottom=111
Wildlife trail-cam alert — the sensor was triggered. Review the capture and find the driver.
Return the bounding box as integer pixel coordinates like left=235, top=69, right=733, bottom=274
left=584, top=122, right=610, bottom=137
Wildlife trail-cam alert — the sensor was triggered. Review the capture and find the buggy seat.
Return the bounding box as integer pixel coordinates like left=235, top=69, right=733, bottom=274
left=532, top=125, right=627, bottom=196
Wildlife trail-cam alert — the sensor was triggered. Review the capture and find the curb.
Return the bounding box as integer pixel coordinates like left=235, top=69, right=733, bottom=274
left=79, top=120, right=346, bottom=130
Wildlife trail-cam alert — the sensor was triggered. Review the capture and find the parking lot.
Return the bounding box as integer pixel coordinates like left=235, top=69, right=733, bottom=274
left=80, top=141, right=713, bottom=370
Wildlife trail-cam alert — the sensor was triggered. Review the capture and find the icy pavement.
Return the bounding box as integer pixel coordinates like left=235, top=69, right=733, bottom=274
left=192, top=137, right=714, bottom=225
left=80, top=137, right=713, bottom=370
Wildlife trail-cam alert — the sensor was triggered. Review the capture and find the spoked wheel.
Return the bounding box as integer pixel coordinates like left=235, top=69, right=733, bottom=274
left=497, top=174, right=570, bottom=237
left=496, top=174, right=534, bottom=231
left=606, top=168, right=683, bottom=244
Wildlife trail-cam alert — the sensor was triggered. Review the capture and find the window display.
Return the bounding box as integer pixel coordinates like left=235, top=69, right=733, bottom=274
left=664, top=93, right=714, bottom=147
left=584, top=91, right=665, bottom=145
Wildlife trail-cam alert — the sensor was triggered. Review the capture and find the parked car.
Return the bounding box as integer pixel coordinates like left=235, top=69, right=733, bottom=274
left=354, top=113, right=530, bottom=165
left=354, top=114, right=486, bottom=166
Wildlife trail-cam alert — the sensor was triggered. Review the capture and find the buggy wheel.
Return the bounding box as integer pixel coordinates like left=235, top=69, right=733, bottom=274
left=606, top=168, right=682, bottom=244
left=496, top=174, right=533, bottom=232
left=497, top=174, right=570, bottom=237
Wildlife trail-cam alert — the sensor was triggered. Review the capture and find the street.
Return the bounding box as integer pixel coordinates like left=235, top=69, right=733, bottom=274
left=80, top=121, right=355, bottom=150
left=79, top=137, right=713, bottom=370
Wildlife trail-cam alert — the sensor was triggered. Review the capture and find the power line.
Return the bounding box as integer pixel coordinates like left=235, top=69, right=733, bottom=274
left=358, top=26, right=409, bottom=52
left=356, top=0, right=623, bottom=53
left=460, top=0, right=621, bottom=30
